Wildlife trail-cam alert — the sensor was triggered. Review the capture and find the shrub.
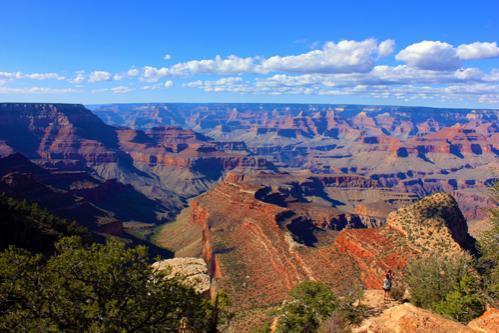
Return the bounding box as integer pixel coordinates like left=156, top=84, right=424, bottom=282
left=0, top=236, right=227, bottom=332
left=275, top=281, right=337, bottom=333
left=404, top=254, right=485, bottom=323
left=390, top=284, right=406, bottom=301
left=476, top=182, right=499, bottom=307
left=433, top=274, right=486, bottom=323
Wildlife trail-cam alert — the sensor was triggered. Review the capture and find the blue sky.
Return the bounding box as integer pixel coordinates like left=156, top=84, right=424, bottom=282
left=1, top=0, right=499, bottom=107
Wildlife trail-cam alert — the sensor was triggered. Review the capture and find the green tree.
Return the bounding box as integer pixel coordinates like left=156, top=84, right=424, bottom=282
left=0, top=193, right=89, bottom=253
left=477, top=182, right=499, bottom=307
left=0, top=236, right=221, bottom=332
left=433, top=274, right=486, bottom=323
left=404, top=254, right=485, bottom=323
left=275, top=281, right=337, bottom=333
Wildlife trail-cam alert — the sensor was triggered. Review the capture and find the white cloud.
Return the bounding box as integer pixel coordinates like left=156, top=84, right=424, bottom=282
left=156, top=39, right=395, bottom=76
left=0, top=71, right=65, bottom=81
left=0, top=72, right=23, bottom=81
left=456, top=42, right=499, bottom=60
left=141, top=66, right=169, bottom=82
left=167, top=55, right=258, bottom=76
left=377, top=39, right=396, bottom=58
left=0, top=86, right=81, bottom=94
left=185, top=67, right=499, bottom=104
left=127, top=68, right=139, bottom=77
left=110, top=86, right=132, bottom=93
left=484, top=69, right=499, bottom=82
left=24, top=73, right=65, bottom=80
left=113, top=73, right=124, bottom=81
left=261, top=39, right=394, bottom=74
left=397, top=40, right=499, bottom=70
left=89, top=71, right=112, bottom=82
left=142, top=84, right=161, bottom=90
left=396, top=41, right=461, bottom=70
left=69, top=71, right=86, bottom=84
left=164, top=80, right=173, bottom=88
left=164, top=53, right=172, bottom=60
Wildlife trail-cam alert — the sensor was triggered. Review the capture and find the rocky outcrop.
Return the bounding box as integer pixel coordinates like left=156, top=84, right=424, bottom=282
left=387, top=192, right=476, bottom=254
left=335, top=192, right=476, bottom=288
left=353, top=303, right=477, bottom=333
left=152, top=257, right=211, bottom=295
left=467, top=308, right=499, bottom=333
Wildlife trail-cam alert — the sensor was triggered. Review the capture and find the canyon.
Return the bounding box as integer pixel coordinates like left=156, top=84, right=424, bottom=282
left=0, top=102, right=497, bottom=330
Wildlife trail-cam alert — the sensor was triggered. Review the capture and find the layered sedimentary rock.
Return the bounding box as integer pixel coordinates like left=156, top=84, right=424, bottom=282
left=0, top=104, right=277, bottom=232
left=91, top=103, right=498, bottom=223
left=162, top=171, right=476, bottom=330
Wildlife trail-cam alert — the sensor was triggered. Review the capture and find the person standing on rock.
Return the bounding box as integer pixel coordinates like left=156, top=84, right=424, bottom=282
left=383, top=270, right=394, bottom=301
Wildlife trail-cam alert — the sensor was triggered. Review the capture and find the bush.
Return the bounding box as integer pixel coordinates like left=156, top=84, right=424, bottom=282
left=404, top=254, right=485, bottom=323
left=0, top=236, right=227, bottom=332
left=389, top=284, right=406, bottom=301
left=433, top=274, right=486, bottom=323
left=275, top=281, right=337, bottom=333
left=318, top=294, right=369, bottom=333
left=0, top=193, right=90, bottom=253
left=476, top=182, right=499, bottom=307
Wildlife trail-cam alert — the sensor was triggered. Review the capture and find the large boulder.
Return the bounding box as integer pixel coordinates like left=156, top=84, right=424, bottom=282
left=152, top=257, right=211, bottom=295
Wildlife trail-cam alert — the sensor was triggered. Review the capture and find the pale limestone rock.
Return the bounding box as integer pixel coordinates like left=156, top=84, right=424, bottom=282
left=152, top=257, right=211, bottom=294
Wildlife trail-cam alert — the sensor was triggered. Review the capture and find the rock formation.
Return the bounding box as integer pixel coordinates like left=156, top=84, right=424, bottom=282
left=152, top=257, right=211, bottom=295
left=159, top=170, right=478, bottom=330
left=353, top=303, right=481, bottom=333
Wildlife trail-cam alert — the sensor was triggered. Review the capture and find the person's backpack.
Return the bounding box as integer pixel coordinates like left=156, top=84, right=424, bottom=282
left=383, top=277, right=392, bottom=289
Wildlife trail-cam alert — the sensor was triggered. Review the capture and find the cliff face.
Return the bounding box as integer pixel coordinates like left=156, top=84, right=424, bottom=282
left=165, top=172, right=476, bottom=330
left=0, top=104, right=278, bottom=230
left=0, top=103, right=120, bottom=165
left=91, top=104, right=498, bottom=224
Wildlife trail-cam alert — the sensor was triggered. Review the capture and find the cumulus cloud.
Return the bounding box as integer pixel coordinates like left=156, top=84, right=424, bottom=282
left=127, top=68, right=139, bottom=77
left=141, top=66, right=169, bottom=82
left=396, top=41, right=461, bottom=70
left=260, top=39, right=395, bottom=74
left=167, top=55, right=258, bottom=76
left=456, top=42, right=499, bottom=60
left=185, top=66, right=499, bottom=104
left=89, top=71, right=112, bottom=82
left=397, top=40, right=499, bottom=70
left=1, top=38, right=498, bottom=105
left=69, top=71, right=86, bottom=84
left=164, top=53, right=172, bottom=60
left=150, top=39, right=396, bottom=77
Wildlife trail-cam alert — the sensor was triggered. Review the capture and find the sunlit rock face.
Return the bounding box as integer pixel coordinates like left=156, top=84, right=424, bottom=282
left=152, top=257, right=211, bottom=295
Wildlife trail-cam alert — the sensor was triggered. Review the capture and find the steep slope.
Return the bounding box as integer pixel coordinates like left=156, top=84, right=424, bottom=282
left=159, top=172, right=476, bottom=331
left=117, top=126, right=274, bottom=197
left=0, top=193, right=91, bottom=253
